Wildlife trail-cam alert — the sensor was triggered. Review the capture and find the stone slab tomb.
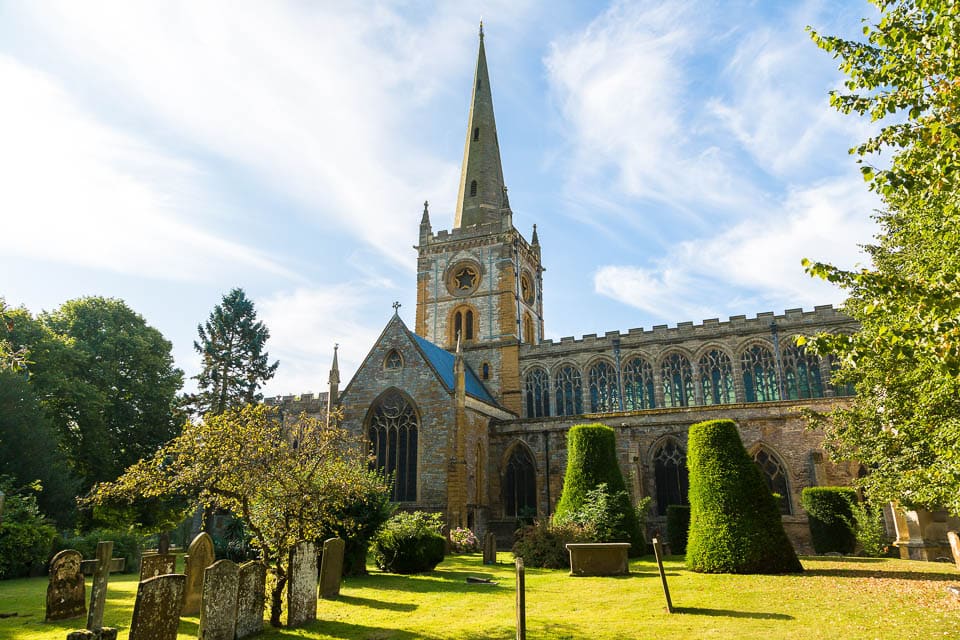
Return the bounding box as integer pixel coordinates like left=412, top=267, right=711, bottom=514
left=199, top=559, right=238, bottom=640
left=286, top=540, right=317, bottom=627
left=128, top=574, right=186, bottom=640
left=319, top=537, right=345, bottom=600
left=45, top=549, right=85, bottom=621
left=182, top=532, right=214, bottom=615
left=140, top=553, right=177, bottom=581
left=236, top=561, right=267, bottom=640
left=565, top=542, right=631, bottom=576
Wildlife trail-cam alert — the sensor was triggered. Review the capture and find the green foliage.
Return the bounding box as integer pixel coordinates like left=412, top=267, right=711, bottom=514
left=449, top=527, right=479, bottom=554
left=319, top=469, right=395, bottom=576
left=511, top=519, right=592, bottom=569
left=666, top=505, right=690, bottom=555
left=805, top=2, right=960, bottom=515
left=0, top=479, right=57, bottom=579
left=53, top=529, right=146, bottom=574
left=0, top=298, right=28, bottom=372
left=191, top=288, right=279, bottom=416
left=686, top=419, right=802, bottom=574
left=801, top=487, right=857, bottom=554
left=371, top=512, right=445, bottom=574
left=554, top=423, right=643, bottom=551
left=849, top=501, right=891, bottom=557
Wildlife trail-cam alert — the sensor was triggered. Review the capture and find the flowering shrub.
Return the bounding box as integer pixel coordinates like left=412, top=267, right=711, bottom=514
left=450, top=527, right=479, bottom=553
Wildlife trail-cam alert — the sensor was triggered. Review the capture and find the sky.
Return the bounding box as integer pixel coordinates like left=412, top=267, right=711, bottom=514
left=0, top=1, right=883, bottom=398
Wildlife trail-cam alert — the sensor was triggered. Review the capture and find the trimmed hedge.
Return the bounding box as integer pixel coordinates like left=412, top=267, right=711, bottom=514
left=685, top=419, right=802, bottom=574
left=666, top=505, right=690, bottom=555
left=554, top=423, right=643, bottom=552
left=801, top=487, right=857, bottom=554
left=371, top=512, right=445, bottom=574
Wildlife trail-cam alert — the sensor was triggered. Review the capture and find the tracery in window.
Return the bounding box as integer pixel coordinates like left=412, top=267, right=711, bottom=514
left=503, top=443, right=536, bottom=519
left=653, top=439, right=689, bottom=516
left=588, top=360, right=619, bottom=413
left=741, top=344, right=781, bottom=402
left=450, top=305, right=477, bottom=345
left=753, top=446, right=791, bottom=514
left=781, top=343, right=824, bottom=399
left=554, top=365, right=583, bottom=416
left=384, top=349, right=403, bottom=370
left=368, top=390, right=418, bottom=502
left=622, top=356, right=655, bottom=410
left=661, top=352, right=694, bottom=408
left=524, top=367, right=550, bottom=418
left=698, top=349, right=735, bottom=405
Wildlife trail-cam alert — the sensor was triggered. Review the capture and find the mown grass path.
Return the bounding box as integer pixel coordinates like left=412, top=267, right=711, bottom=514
left=1, top=554, right=957, bottom=639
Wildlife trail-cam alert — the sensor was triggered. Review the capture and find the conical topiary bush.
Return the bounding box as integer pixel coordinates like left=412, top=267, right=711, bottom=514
left=685, top=419, right=802, bottom=574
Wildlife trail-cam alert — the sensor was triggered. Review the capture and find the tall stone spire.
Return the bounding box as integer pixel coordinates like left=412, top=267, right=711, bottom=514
left=326, top=344, right=340, bottom=423
left=454, top=22, right=509, bottom=229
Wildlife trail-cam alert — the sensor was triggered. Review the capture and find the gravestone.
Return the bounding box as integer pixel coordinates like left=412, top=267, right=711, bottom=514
left=80, top=558, right=124, bottom=576
left=319, top=537, right=345, bottom=600
left=236, top=561, right=267, bottom=640
left=948, top=530, right=960, bottom=571
left=128, top=574, right=186, bottom=640
left=140, top=553, right=177, bottom=581
left=183, top=532, right=214, bottom=615
left=86, top=541, right=113, bottom=631
left=45, top=549, right=85, bottom=621
left=158, top=531, right=171, bottom=555
left=286, top=540, right=317, bottom=627
left=515, top=557, right=525, bottom=640
left=483, top=532, right=497, bottom=565
left=199, top=559, right=239, bottom=640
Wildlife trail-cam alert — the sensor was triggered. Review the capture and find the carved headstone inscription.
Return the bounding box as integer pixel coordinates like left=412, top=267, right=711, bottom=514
left=86, top=540, right=114, bottom=631
left=199, top=559, right=239, bottom=640
left=46, top=549, right=86, bottom=621
left=319, top=537, right=345, bottom=600
left=182, top=532, right=214, bottom=615
left=236, top=561, right=267, bottom=640
left=128, top=574, right=186, bottom=640
left=140, top=553, right=177, bottom=581
left=286, top=540, right=317, bottom=627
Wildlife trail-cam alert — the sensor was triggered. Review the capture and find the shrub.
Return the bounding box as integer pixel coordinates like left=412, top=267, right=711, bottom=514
left=849, top=501, right=890, bottom=557
left=801, top=487, right=857, bottom=554
left=450, top=527, right=479, bottom=554
left=55, top=528, right=147, bottom=574
left=511, top=519, right=591, bottom=569
left=554, top=423, right=643, bottom=552
left=685, top=419, right=802, bottom=574
left=666, top=505, right=690, bottom=555
left=0, top=484, right=57, bottom=579
left=372, top=512, right=445, bottom=574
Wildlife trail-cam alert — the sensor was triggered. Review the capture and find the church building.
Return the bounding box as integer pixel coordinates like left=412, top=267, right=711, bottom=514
left=275, top=27, right=860, bottom=552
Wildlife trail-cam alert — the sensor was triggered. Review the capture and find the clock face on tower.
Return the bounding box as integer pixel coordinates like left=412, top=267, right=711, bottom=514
left=520, top=272, right=534, bottom=304
left=447, top=261, right=481, bottom=296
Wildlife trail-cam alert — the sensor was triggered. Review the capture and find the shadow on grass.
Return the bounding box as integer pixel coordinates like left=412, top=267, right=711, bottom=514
left=351, top=569, right=505, bottom=593
left=675, top=607, right=793, bottom=620
left=337, top=594, right=418, bottom=612
left=802, top=568, right=958, bottom=582
left=299, top=619, right=518, bottom=639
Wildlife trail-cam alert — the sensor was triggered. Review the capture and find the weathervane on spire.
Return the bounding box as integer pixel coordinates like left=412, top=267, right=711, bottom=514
left=479, top=19, right=484, bottom=40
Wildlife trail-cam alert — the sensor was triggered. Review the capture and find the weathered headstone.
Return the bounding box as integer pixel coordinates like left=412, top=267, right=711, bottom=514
left=199, top=559, right=239, bottom=640
left=286, top=540, right=317, bottom=627
left=157, top=531, right=171, bottom=555
left=182, top=532, right=214, bottom=615
left=948, top=530, right=960, bottom=571
left=319, top=537, right=345, bottom=600
left=515, top=557, right=526, bottom=640
left=86, top=541, right=113, bottom=631
left=652, top=537, right=674, bottom=614
left=45, top=549, right=85, bottom=621
left=483, top=532, right=497, bottom=565
left=236, top=561, right=267, bottom=640
left=140, top=553, right=177, bottom=581
left=128, top=574, right=186, bottom=640
left=66, top=630, right=118, bottom=640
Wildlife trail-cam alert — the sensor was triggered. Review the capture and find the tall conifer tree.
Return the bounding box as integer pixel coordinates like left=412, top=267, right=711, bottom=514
left=193, top=288, right=278, bottom=416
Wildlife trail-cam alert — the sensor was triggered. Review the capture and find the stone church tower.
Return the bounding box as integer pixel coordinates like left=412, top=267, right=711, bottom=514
left=415, top=24, right=544, bottom=415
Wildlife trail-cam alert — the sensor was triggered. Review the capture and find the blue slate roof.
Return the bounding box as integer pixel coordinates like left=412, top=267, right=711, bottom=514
left=410, top=332, right=497, bottom=405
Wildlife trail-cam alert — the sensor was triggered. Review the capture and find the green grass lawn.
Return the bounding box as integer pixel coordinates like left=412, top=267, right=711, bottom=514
left=1, top=554, right=957, bottom=639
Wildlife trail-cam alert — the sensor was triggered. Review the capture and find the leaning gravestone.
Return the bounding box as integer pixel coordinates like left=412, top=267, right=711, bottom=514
left=182, top=532, right=215, bottom=615
left=286, top=540, right=317, bottom=627
left=128, top=574, right=186, bottom=640
left=46, top=549, right=86, bottom=621
left=140, top=553, right=177, bottom=581
left=199, top=559, right=239, bottom=640
left=319, top=537, right=345, bottom=600
left=483, top=532, right=497, bottom=565
left=948, top=530, right=960, bottom=572
left=86, top=541, right=114, bottom=632
left=236, top=561, right=267, bottom=640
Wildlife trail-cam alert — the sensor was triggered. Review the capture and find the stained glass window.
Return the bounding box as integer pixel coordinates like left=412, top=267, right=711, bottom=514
left=554, top=365, right=583, bottom=416
left=588, top=360, right=619, bottom=413
left=368, top=390, right=418, bottom=502
left=661, top=352, right=693, bottom=408
left=753, top=447, right=791, bottom=514
left=781, top=343, right=824, bottom=399
left=741, top=344, right=781, bottom=403
left=622, top=356, right=655, bottom=410
left=524, top=367, right=550, bottom=418
left=503, top=444, right=537, bottom=519
left=698, top=349, right=735, bottom=405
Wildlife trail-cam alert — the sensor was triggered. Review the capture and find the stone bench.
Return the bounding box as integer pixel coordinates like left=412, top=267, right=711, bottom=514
left=565, top=543, right=630, bottom=576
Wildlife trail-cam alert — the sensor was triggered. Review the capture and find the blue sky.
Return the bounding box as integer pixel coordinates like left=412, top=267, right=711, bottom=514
left=0, top=1, right=881, bottom=397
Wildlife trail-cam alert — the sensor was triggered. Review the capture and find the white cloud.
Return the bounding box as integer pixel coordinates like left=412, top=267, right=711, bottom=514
left=0, top=55, right=297, bottom=282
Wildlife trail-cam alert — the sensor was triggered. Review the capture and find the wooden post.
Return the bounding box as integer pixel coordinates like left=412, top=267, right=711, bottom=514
left=652, top=537, right=673, bottom=614
left=515, top=557, right=526, bottom=640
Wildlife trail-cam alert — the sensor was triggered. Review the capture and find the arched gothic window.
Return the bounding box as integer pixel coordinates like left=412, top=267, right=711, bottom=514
left=503, top=444, right=536, bottom=519
left=470, top=180, right=478, bottom=197
left=481, top=362, right=491, bottom=380
left=698, top=349, right=735, bottom=405
left=473, top=127, right=480, bottom=141
left=588, top=361, right=619, bottom=413
left=452, top=307, right=476, bottom=344
left=829, top=355, right=856, bottom=397
left=741, top=344, right=781, bottom=402
left=622, top=356, right=655, bottom=410
left=384, top=349, right=403, bottom=370
left=554, top=365, right=583, bottom=416
left=781, top=343, right=824, bottom=399
left=752, top=446, right=791, bottom=514
left=661, top=353, right=694, bottom=408
left=524, top=368, right=550, bottom=418
left=368, top=390, right=418, bottom=502
left=653, top=439, right=689, bottom=516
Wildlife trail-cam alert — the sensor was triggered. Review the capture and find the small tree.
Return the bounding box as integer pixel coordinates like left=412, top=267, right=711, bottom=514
left=686, top=419, right=802, bottom=574
left=554, top=423, right=643, bottom=551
